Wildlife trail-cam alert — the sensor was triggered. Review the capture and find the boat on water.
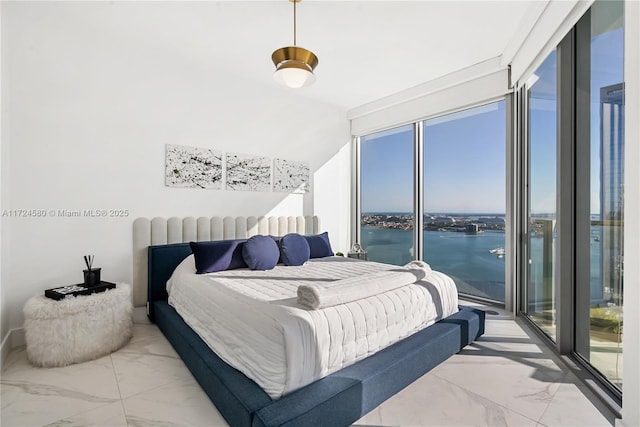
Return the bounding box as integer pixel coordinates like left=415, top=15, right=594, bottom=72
left=489, top=247, right=505, bottom=258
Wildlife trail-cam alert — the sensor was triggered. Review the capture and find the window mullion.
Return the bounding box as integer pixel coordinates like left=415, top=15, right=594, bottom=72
left=352, top=136, right=361, bottom=247
left=556, top=26, right=576, bottom=355
left=414, top=122, right=424, bottom=261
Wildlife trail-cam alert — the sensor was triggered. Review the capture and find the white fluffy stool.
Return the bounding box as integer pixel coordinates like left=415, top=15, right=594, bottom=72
left=23, top=283, right=133, bottom=367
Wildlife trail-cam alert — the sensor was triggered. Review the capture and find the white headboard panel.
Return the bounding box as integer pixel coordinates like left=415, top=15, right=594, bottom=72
left=132, top=215, right=319, bottom=307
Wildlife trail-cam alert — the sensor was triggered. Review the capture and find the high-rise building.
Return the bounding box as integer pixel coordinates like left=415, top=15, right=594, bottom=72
left=600, top=83, right=625, bottom=305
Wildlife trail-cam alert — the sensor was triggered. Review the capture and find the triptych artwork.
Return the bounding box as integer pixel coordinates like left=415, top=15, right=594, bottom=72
left=165, top=144, right=309, bottom=193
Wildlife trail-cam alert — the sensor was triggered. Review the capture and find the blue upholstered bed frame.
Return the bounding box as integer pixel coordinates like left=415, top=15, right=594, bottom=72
left=147, top=243, right=486, bottom=427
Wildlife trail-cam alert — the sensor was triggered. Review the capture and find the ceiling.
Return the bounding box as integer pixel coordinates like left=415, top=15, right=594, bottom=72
left=236, top=1, right=537, bottom=109
left=95, top=1, right=540, bottom=111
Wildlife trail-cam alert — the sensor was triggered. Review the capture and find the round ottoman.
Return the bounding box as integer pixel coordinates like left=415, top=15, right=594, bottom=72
left=23, top=283, right=133, bottom=367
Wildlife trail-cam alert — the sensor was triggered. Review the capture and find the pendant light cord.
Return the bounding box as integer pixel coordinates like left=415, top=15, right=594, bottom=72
left=293, top=0, right=297, bottom=46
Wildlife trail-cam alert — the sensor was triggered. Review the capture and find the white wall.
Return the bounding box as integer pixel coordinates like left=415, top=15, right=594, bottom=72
left=0, top=0, right=6, bottom=353
left=0, top=2, right=350, bottom=339
left=313, top=143, right=352, bottom=255
left=619, top=1, right=640, bottom=425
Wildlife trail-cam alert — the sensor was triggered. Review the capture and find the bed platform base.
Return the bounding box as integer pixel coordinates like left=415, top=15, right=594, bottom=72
left=153, top=300, right=483, bottom=427
left=147, top=243, right=485, bottom=427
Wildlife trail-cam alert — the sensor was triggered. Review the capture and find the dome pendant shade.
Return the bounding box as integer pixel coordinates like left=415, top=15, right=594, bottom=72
left=271, top=0, right=318, bottom=88
left=272, top=46, right=319, bottom=88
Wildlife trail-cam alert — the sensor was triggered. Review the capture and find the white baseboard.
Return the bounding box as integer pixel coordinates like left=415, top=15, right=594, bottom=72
left=1, top=327, right=25, bottom=369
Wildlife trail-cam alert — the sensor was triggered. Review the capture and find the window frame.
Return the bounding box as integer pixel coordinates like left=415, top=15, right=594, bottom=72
left=353, top=97, right=511, bottom=307
left=518, top=2, right=625, bottom=408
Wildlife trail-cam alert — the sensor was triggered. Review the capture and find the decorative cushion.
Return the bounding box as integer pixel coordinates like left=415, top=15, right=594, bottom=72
left=270, top=236, right=283, bottom=264
left=279, top=233, right=311, bottom=266
left=190, top=240, right=247, bottom=274
left=304, top=232, right=334, bottom=258
left=243, top=235, right=280, bottom=270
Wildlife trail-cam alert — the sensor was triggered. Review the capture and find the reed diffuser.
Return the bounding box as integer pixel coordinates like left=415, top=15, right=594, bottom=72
left=83, top=255, right=101, bottom=287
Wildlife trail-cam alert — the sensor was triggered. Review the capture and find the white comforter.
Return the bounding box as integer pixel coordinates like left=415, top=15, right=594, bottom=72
left=167, top=256, right=459, bottom=399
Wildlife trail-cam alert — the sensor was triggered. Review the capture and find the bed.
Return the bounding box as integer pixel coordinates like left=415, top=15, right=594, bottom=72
left=133, top=215, right=485, bottom=427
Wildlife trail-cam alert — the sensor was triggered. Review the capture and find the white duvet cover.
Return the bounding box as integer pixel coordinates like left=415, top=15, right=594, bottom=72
left=167, top=256, right=459, bottom=399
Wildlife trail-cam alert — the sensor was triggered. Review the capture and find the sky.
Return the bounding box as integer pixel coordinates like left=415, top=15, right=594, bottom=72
left=529, top=51, right=557, bottom=215
left=529, top=26, right=624, bottom=215
left=361, top=101, right=506, bottom=214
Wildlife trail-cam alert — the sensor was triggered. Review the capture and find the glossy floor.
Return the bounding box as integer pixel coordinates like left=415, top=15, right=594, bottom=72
left=1, top=307, right=616, bottom=427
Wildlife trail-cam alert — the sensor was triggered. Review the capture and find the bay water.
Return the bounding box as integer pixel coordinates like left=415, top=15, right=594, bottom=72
left=361, top=226, right=506, bottom=301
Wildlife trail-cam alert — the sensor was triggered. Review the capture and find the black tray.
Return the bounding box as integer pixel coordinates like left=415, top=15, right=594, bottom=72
left=45, top=281, right=116, bottom=300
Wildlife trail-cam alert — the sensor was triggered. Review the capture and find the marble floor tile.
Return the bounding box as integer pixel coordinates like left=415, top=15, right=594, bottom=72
left=1, top=349, right=121, bottom=427
left=1, top=313, right=615, bottom=427
left=2, top=345, right=32, bottom=374
left=464, top=336, right=571, bottom=376
left=484, top=316, right=537, bottom=339
left=355, top=373, right=539, bottom=427
left=538, top=381, right=615, bottom=427
left=42, top=401, right=127, bottom=427
left=118, top=323, right=180, bottom=358
left=430, top=348, right=565, bottom=421
left=110, top=351, right=194, bottom=399
left=122, top=377, right=227, bottom=427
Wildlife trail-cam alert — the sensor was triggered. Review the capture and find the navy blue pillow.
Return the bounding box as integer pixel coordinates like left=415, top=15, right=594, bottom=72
left=304, top=232, right=334, bottom=258
left=279, top=233, right=311, bottom=266
left=270, top=235, right=283, bottom=263
left=242, top=235, right=280, bottom=270
left=190, top=239, right=247, bottom=274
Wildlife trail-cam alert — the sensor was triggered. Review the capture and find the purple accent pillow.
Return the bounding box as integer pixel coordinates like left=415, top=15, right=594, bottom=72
left=279, top=233, right=311, bottom=266
left=304, top=232, right=334, bottom=258
left=190, top=240, right=247, bottom=274
left=242, top=235, right=280, bottom=270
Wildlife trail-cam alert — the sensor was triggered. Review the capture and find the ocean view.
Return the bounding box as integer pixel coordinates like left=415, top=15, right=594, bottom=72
left=361, top=224, right=506, bottom=301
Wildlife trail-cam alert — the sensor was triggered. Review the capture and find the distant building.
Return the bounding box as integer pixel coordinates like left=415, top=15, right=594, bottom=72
left=478, top=216, right=505, bottom=225
left=465, top=223, right=479, bottom=234
left=435, top=216, right=456, bottom=224
left=599, top=83, right=624, bottom=305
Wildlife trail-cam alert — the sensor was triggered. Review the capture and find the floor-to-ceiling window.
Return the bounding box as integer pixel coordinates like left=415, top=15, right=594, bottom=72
left=525, top=51, right=558, bottom=341
left=423, top=102, right=506, bottom=301
left=360, top=125, right=415, bottom=265
left=357, top=101, right=507, bottom=302
left=521, top=0, right=624, bottom=400
left=575, top=0, right=625, bottom=391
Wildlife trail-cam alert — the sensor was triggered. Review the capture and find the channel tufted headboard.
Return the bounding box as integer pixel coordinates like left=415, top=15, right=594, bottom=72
left=132, top=215, right=319, bottom=307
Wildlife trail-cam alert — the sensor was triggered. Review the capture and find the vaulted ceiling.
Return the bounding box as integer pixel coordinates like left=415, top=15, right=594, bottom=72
left=81, top=1, right=540, bottom=110
left=211, top=1, right=537, bottom=108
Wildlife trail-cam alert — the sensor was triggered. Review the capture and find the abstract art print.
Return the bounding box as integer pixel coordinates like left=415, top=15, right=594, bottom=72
left=165, top=144, right=223, bottom=189
left=273, top=158, right=310, bottom=193
left=226, top=153, right=272, bottom=192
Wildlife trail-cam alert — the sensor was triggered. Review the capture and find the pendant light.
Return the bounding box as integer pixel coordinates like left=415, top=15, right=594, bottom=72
left=271, top=0, right=318, bottom=88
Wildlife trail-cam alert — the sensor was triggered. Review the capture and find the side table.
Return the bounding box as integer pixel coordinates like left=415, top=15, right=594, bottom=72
left=23, top=282, right=133, bottom=367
